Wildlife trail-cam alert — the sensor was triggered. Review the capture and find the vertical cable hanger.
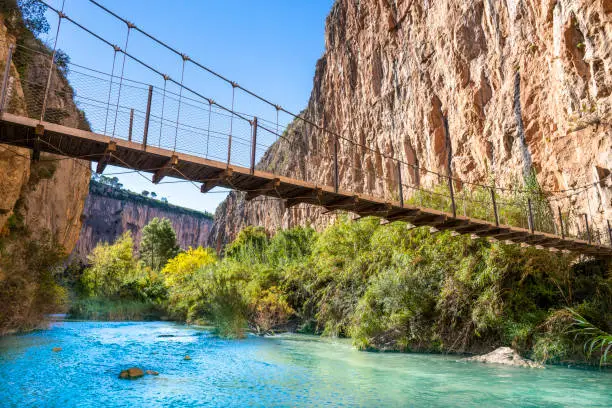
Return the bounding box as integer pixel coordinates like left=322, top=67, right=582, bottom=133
left=226, top=82, right=237, bottom=165
left=275, top=105, right=280, bottom=139
left=205, top=98, right=212, bottom=158
left=173, top=54, right=188, bottom=152
left=40, top=0, right=66, bottom=122
left=111, top=21, right=134, bottom=139
left=104, top=47, right=118, bottom=135
left=158, top=75, right=168, bottom=147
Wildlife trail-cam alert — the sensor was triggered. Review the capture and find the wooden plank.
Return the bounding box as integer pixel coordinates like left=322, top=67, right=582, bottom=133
left=2, top=113, right=611, bottom=258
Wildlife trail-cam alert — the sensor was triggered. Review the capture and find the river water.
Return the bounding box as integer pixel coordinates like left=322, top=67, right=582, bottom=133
left=0, top=321, right=610, bottom=407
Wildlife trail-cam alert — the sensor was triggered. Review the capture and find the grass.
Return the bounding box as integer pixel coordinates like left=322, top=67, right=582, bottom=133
left=68, top=297, right=163, bottom=321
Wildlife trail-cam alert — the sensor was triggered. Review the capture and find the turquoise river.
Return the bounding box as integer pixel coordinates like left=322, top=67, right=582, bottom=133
left=0, top=320, right=610, bottom=407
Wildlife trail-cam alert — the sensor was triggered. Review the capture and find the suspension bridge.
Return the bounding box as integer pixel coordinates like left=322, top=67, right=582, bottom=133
left=0, top=0, right=611, bottom=258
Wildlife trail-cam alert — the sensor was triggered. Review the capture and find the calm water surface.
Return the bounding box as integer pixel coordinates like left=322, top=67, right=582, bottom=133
left=0, top=320, right=610, bottom=407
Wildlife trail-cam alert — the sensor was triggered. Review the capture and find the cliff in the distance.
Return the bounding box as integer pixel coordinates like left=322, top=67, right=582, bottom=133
left=211, top=0, right=612, bottom=244
left=73, top=180, right=213, bottom=261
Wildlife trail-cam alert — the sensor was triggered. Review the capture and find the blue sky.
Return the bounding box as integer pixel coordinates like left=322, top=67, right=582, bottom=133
left=39, top=0, right=333, bottom=213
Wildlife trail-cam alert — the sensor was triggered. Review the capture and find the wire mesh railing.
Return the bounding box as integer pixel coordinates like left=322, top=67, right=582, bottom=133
left=0, top=3, right=611, bottom=252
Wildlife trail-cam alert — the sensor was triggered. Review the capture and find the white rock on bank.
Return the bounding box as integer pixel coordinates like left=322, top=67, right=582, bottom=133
left=462, top=347, right=544, bottom=368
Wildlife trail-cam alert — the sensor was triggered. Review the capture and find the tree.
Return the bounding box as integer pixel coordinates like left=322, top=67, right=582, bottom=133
left=18, top=0, right=50, bottom=36
left=140, top=218, right=179, bottom=271
left=151, top=192, right=157, bottom=199
left=81, top=232, right=137, bottom=298
left=141, top=190, right=149, bottom=197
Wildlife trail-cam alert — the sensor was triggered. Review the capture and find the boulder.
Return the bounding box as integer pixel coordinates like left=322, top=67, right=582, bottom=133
left=145, top=370, right=159, bottom=376
left=119, top=367, right=145, bottom=379
left=462, top=347, right=543, bottom=368
left=184, top=355, right=191, bottom=361
left=51, top=347, right=62, bottom=352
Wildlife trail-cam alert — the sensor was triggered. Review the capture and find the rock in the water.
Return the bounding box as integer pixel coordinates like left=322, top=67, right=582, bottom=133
left=463, top=347, right=543, bottom=368
left=52, top=347, right=62, bottom=352
left=145, top=370, right=159, bottom=376
left=119, top=367, right=145, bottom=379
left=184, top=355, right=191, bottom=361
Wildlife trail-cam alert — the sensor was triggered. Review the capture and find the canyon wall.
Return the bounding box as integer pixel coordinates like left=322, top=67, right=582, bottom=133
left=0, top=12, right=90, bottom=254
left=73, top=181, right=213, bottom=261
left=211, top=0, right=612, bottom=244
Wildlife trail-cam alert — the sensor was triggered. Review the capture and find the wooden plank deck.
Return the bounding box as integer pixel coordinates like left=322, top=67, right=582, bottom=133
left=1, top=112, right=611, bottom=258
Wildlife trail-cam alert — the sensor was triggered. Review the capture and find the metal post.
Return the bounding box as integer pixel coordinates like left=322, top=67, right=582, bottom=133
left=333, top=136, right=339, bottom=193
left=397, top=161, right=404, bottom=207
left=490, top=187, right=499, bottom=226
left=128, top=108, right=134, bottom=142
left=448, top=176, right=456, bottom=218
left=607, top=220, right=612, bottom=248
left=584, top=213, right=591, bottom=244
left=443, top=114, right=456, bottom=218
left=142, top=85, right=153, bottom=150
left=0, top=44, right=14, bottom=113
left=250, top=117, right=258, bottom=175
left=558, top=206, right=565, bottom=239
left=527, top=198, right=534, bottom=233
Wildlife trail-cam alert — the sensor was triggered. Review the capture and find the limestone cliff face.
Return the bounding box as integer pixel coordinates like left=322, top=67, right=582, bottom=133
left=211, top=0, right=612, bottom=244
left=73, top=181, right=213, bottom=261
left=0, top=12, right=90, bottom=252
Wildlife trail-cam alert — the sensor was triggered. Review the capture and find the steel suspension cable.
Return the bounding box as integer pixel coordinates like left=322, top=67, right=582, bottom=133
left=227, top=84, right=236, bottom=165
left=103, top=49, right=116, bottom=134
left=174, top=57, right=187, bottom=152
left=205, top=99, right=212, bottom=158
left=158, top=77, right=167, bottom=147
left=111, top=23, right=132, bottom=138
left=36, top=0, right=604, bottom=198
left=39, top=0, right=66, bottom=122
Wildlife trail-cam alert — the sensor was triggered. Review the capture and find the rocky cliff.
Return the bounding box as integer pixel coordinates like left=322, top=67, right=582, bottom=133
left=0, top=9, right=90, bottom=253
left=0, top=3, right=91, bottom=333
left=211, top=0, right=612, bottom=244
left=73, top=180, right=213, bottom=261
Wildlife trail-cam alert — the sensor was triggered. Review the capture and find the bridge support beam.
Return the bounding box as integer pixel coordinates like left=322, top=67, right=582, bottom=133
left=285, top=188, right=323, bottom=208
left=326, top=195, right=359, bottom=211
left=245, top=178, right=280, bottom=201
left=201, top=168, right=233, bottom=193
left=96, top=140, right=117, bottom=174
left=152, top=154, right=179, bottom=184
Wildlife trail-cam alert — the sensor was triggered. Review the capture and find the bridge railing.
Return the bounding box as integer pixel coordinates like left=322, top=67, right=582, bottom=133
left=0, top=7, right=611, bottom=251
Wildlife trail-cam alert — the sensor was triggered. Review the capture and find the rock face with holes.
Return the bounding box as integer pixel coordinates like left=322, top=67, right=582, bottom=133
left=210, top=0, right=612, bottom=245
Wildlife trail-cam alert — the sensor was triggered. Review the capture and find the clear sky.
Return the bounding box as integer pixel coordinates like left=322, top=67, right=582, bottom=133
left=39, top=0, right=333, bottom=214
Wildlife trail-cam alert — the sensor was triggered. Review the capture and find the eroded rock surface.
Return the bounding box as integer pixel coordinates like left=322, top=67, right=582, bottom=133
left=211, top=0, right=612, bottom=245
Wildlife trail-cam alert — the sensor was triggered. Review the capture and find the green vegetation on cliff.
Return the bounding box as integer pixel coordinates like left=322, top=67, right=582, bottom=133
left=90, top=177, right=213, bottom=220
